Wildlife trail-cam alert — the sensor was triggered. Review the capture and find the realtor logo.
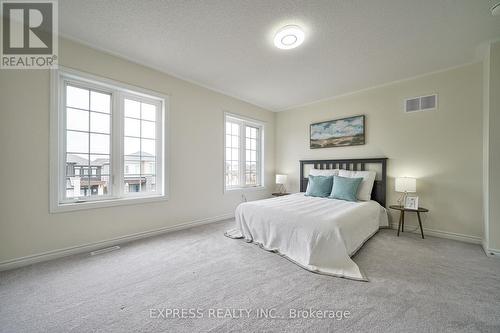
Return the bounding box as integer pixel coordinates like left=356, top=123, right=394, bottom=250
left=1, top=0, right=58, bottom=68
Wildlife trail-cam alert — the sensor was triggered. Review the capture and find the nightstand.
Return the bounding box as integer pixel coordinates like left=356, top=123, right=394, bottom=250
left=389, top=205, right=429, bottom=239
left=272, top=192, right=290, bottom=197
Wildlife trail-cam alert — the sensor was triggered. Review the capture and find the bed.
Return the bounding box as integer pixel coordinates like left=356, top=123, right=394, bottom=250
left=225, top=158, right=388, bottom=281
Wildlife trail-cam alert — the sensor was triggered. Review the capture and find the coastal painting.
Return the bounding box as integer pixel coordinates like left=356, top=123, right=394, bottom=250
left=310, top=115, right=365, bottom=148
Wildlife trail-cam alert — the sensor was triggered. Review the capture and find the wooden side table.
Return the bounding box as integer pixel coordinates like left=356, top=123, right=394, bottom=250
left=272, top=192, right=290, bottom=197
left=389, top=205, right=429, bottom=239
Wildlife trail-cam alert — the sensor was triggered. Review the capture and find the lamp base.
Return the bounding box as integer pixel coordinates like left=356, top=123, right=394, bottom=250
left=397, top=192, right=408, bottom=206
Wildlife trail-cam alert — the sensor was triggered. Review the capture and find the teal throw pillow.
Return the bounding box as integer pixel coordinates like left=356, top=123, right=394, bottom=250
left=329, top=175, right=363, bottom=202
left=305, top=175, right=333, bottom=197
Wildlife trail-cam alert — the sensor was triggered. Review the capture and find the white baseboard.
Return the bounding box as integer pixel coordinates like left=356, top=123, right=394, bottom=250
left=481, top=241, right=500, bottom=258
left=389, top=223, right=482, bottom=244
left=0, top=213, right=234, bottom=272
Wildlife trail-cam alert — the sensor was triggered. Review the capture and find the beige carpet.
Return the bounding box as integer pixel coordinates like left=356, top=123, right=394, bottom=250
left=1, top=220, right=499, bottom=332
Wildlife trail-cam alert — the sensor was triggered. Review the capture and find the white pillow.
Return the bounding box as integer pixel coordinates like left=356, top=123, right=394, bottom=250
left=309, top=168, right=340, bottom=177
left=338, top=170, right=376, bottom=201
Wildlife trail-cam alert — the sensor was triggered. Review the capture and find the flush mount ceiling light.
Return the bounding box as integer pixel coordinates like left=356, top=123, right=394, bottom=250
left=273, top=25, right=305, bottom=50
left=491, top=2, right=500, bottom=16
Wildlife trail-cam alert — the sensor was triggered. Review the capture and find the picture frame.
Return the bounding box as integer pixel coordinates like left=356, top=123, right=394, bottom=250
left=404, top=196, right=419, bottom=210
left=310, top=115, right=365, bottom=149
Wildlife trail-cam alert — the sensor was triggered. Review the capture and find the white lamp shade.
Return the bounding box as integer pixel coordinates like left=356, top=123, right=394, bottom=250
left=276, top=174, right=287, bottom=184
left=395, top=177, right=416, bottom=193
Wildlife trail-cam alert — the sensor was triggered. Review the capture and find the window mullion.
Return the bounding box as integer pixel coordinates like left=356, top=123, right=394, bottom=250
left=240, top=123, right=246, bottom=187
left=155, top=100, right=163, bottom=195
left=112, top=92, right=123, bottom=198
left=59, top=80, right=67, bottom=203
left=258, top=127, right=262, bottom=186
left=87, top=88, right=91, bottom=198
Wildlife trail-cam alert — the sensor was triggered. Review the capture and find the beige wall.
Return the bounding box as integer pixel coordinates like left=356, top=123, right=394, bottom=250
left=276, top=64, right=484, bottom=239
left=486, top=41, right=500, bottom=250
left=0, top=38, right=275, bottom=264
left=482, top=44, right=491, bottom=249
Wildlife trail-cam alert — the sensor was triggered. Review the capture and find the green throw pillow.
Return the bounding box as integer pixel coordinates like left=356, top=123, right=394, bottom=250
left=329, top=175, right=363, bottom=202
left=305, top=175, right=333, bottom=197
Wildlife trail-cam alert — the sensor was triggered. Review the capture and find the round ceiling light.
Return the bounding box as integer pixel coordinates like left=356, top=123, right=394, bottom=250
left=274, top=25, right=305, bottom=50
left=491, top=2, right=500, bottom=16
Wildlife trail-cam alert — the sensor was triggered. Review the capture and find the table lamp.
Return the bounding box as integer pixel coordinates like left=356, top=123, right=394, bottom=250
left=395, top=177, right=416, bottom=206
left=276, top=174, right=287, bottom=194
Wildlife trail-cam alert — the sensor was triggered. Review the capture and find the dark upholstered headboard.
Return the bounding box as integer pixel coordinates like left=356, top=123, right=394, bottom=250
left=299, top=158, right=388, bottom=207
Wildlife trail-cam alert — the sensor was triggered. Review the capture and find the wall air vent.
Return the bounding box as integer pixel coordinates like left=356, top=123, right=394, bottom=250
left=404, top=94, right=437, bottom=113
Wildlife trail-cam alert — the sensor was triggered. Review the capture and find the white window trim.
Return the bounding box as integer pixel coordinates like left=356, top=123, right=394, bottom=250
left=50, top=66, right=169, bottom=213
left=223, top=112, right=265, bottom=193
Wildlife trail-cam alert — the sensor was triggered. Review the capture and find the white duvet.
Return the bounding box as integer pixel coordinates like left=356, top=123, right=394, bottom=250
left=225, top=193, right=388, bottom=281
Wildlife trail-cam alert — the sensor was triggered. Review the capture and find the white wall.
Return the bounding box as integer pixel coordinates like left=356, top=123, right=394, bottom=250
left=276, top=63, right=484, bottom=240
left=484, top=41, right=500, bottom=252
left=483, top=44, right=491, bottom=250
left=489, top=41, right=500, bottom=250
left=0, top=38, right=275, bottom=264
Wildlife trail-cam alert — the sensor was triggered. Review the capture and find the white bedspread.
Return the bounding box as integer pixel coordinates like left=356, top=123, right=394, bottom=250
left=225, top=193, right=388, bottom=281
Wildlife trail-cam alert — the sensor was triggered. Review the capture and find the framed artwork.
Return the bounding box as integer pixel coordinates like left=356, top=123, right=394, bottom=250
left=310, top=115, right=365, bottom=149
left=404, top=196, right=419, bottom=210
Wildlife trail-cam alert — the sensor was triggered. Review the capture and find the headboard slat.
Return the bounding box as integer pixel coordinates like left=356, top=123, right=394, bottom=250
left=300, top=158, right=388, bottom=207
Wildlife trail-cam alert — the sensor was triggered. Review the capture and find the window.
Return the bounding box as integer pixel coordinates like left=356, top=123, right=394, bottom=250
left=123, top=97, right=158, bottom=195
left=224, top=113, right=264, bottom=190
left=51, top=68, right=168, bottom=212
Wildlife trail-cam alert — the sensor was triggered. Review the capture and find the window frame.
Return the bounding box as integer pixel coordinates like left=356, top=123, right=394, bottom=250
left=223, top=112, right=265, bottom=192
left=50, top=67, right=169, bottom=213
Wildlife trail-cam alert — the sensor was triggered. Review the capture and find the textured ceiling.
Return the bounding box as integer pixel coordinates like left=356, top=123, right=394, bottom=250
left=59, top=0, right=500, bottom=111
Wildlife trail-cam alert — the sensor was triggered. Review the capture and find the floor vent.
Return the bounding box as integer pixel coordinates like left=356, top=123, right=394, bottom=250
left=90, top=246, right=120, bottom=256
left=404, top=94, right=437, bottom=113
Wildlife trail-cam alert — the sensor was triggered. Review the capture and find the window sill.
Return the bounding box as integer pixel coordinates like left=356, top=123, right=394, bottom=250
left=50, top=194, right=168, bottom=213
left=224, top=186, right=266, bottom=193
